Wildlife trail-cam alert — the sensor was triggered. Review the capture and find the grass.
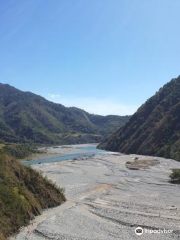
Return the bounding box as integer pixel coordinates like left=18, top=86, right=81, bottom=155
left=0, top=144, right=5, bottom=150
left=0, top=147, right=66, bottom=240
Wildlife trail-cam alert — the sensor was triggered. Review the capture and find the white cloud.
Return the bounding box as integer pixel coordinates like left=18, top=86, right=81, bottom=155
left=48, top=94, right=60, bottom=98
left=46, top=95, right=138, bottom=116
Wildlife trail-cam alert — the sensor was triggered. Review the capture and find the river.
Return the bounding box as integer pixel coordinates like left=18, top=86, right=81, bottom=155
left=23, top=144, right=107, bottom=166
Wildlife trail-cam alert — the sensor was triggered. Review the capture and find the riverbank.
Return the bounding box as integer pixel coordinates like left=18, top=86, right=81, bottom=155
left=11, top=144, right=180, bottom=240
left=23, top=143, right=99, bottom=161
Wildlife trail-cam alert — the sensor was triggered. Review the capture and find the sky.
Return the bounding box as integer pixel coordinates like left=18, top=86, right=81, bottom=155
left=0, top=0, right=180, bottom=116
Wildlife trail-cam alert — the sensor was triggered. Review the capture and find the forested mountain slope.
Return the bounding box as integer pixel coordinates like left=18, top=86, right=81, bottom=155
left=0, top=84, right=129, bottom=144
left=99, top=76, right=180, bottom=161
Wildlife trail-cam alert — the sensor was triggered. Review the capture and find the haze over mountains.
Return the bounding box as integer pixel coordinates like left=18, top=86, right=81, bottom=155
left=99, top=76, right=180, bottom=161
left=0, top=84, right=130, bottom=145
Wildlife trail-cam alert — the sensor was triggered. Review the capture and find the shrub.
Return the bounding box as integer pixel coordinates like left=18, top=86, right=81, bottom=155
left=169, top=169, right=180, bottom=183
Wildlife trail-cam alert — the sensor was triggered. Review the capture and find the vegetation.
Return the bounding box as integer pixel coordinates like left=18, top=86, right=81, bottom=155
left=169, top=169, right=180, bottom=183
left=0, top=84, right=130, bottom=145
left=126, top=159, right=159, bottom=170
left=1, top=144, right=38, bottom=159
left=0, top=149, right=66, bottom=240
left=98, top=76, right=180, bottom=161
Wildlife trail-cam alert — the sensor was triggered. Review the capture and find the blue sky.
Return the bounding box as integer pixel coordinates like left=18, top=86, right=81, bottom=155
left=0, top=0, right=180, bottom=115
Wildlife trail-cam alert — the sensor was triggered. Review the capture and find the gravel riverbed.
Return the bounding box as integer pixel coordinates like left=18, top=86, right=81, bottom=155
left=11, top=145, right=180, bottom=240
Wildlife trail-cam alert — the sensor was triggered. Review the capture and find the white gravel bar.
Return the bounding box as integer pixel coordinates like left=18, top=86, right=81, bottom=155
left=11, top=144, right=180, bottom=240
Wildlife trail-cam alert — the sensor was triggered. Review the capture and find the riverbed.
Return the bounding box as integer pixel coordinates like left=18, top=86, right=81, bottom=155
left=11, top=144, right=180, bottom=240
left=23, top=144, right=106, bottom=166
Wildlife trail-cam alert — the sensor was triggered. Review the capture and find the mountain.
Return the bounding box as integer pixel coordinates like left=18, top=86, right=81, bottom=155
left=98, top=76, right=180, bottom=161
left=0, top=84, right=130, bottom=144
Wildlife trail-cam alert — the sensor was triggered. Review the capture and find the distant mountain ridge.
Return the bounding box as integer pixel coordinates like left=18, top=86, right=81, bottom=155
left=0, top=83, right=130, bottom=144
left=98, top=76, right=180, bottom=161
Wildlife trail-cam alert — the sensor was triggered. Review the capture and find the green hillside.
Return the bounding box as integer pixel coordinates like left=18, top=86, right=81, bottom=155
left=99, top=76, right=180, bottom=161
left=0, top=84, right=129, bottom=145
left=0, top=147, right=65, bottom=240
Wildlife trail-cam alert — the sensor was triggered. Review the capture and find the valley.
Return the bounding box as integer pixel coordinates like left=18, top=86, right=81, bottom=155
left=1, top=1, right=180, bottom=239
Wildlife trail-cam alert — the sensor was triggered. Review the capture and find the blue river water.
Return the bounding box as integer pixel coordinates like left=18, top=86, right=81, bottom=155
left=23, top=146, right=107, bottom=166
